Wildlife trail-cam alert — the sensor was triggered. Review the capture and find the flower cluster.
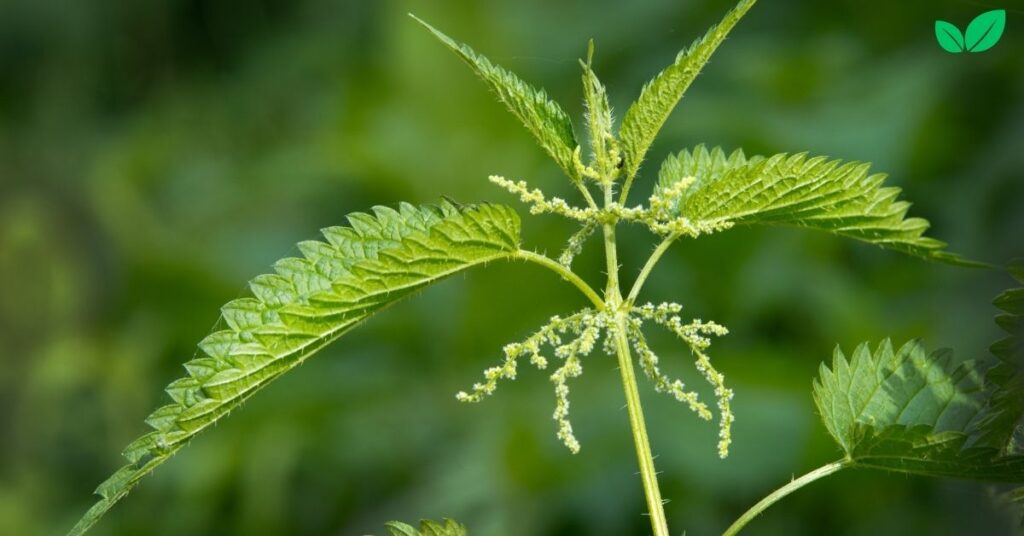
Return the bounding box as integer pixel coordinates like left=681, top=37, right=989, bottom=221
left=459, top=302, right=734, bottom=458
left=572, top=140, right=622, bottom=186
left=558, top=221, right=596, bottom=268
left=490, top=173, right=733, bottom=244
left=633, top=302, right=734, bottom=458
left=624, top=314, right=712, bottom=421
left=456, top=309, right=615, bottom=453
left=488, top=175, right=598, bottom=221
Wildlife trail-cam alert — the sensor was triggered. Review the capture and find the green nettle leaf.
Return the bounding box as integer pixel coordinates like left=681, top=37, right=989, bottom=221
left=411, top=15, right=580, bottom=181
left=618, top=0, right=755, bottom=183
left=813, top=339, right=1024, bottom=481
left=977, top=262, right=1024, bottom=521
left=581, top=40, right=615, bottom=173
left=385, top=518, right=469, bottom=536
left=728, top=275, right=1024, bottom=536
left=656, top=145, right=974, bottom=263
left=68, top=201, right=520, bottom=536
left=965, top=10, right=1006, bottom=53
left=69, top=3, right=994, bottom=535
left=934, top=20, right=966, bottom=53
left=968, top=261, right=1024, bottom=449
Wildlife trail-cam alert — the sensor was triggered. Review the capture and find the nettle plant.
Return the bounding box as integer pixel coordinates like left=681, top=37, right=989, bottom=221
left=70, top=1, right=1024, bottom=535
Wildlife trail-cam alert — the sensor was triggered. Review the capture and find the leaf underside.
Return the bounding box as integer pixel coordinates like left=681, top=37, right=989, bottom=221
left=618, top=0, right=755, bottom=182
left=657, top=145, right=974, bottom=264
left=68, top=201, right=520, bottom=536
left=411, top=15, right=580, bottom=181
left=813, top=336, right=1024, bottom=481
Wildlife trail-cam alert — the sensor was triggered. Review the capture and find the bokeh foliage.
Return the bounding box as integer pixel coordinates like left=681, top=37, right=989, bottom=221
left=1, top=0, right=1022, bottom=534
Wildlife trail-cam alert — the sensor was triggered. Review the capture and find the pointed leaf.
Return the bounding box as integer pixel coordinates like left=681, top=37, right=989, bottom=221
left=412, top=15, right=580, bottom=180
left=935, top=20, right=966, bottom=53
left=385, top=522, right=421, bottom=536
left=385, top=519, right=468, bottom=536
left=68, top=201, right=520, bottom=535
left=814, top=339, right=1024, bottom=481
left=580, top=40, right=615, bottom=173
left=618, top=0, right=755, bottom=182
left=656, top=145, right=976, bottom=264
left=965, top=10, right=1006, bottom=53
left=968, top=262, right=1024, bottom=449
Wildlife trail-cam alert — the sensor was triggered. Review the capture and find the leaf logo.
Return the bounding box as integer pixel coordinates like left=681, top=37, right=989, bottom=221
left=935, top=9, right=1006, bottom=53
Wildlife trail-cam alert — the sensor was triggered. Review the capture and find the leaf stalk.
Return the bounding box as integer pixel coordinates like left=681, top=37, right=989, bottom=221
left=722, top=459, right=851, bottom=536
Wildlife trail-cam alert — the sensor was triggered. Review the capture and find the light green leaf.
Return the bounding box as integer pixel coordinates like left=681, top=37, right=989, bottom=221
left=68, top=201, right=520, bottom=536
left=385, top=521, right=421, bottom=536
left=580, top=40, right=615, bottom=175
left=656, top=145, right=975, bottom=264
left=813, top=339, right=1024, bottom=481
left=411, top=15, right=580, bottom=181
left=934, top=20, right=966, bottom=53
left=618, top=0, right=755, bottom=183
left=385, top=518, right=469, bottom=536
left=965, top=10, right=1006, bottom=53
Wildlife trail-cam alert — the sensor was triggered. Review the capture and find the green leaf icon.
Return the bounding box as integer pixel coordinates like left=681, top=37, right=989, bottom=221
left=935, top=20, right=966, bottom=53
left=965, top=9, right=1006, bottom=52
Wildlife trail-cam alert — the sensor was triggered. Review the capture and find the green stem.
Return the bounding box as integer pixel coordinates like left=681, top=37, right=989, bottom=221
left=722, top=459, right=851, bottom=536
left=516, top=250, right=604, bottom=309
left=602, top=222, right=619, bottom=300
left=613, top=312, right=670, bottom=536
left=599, top=179, right=670, bottom=536
left=625, top=233, right=679, bottom=306
left=575, top=179, right=599, bottom=211
left=601, top=186, right=620, bottom=300
left=618, top=170, right=637, bottom=206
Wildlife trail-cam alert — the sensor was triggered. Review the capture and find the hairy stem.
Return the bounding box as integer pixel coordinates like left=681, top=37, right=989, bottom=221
left=722, top=459, right=851, bottom=536
left=575, top=179, right=599, bottom=211
left=617, top=176, right=634, bottom=207
left=600, top=180, right=670, bottom=536
left=625, top=233, right=679, bottom=305
left=516, top=249, right=604, bottom=309
left=613, top=312, right=670, bottom=536
left=601, top=186, right=621, bottom=300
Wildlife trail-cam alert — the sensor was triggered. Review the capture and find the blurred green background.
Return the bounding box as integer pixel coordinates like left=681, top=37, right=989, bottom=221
left=2, top=0, right=1022, bottom=534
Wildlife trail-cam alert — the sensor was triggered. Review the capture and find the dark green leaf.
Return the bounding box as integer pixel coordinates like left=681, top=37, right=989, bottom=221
left=969, top=263, right=1024, bottom=449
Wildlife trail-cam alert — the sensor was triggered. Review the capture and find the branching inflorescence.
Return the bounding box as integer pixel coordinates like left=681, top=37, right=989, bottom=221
left=489, top=173, right=733, bottom=239
left=457, top=303, right=733, bottom=457
left=69, top=2, right=990, bottom=536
